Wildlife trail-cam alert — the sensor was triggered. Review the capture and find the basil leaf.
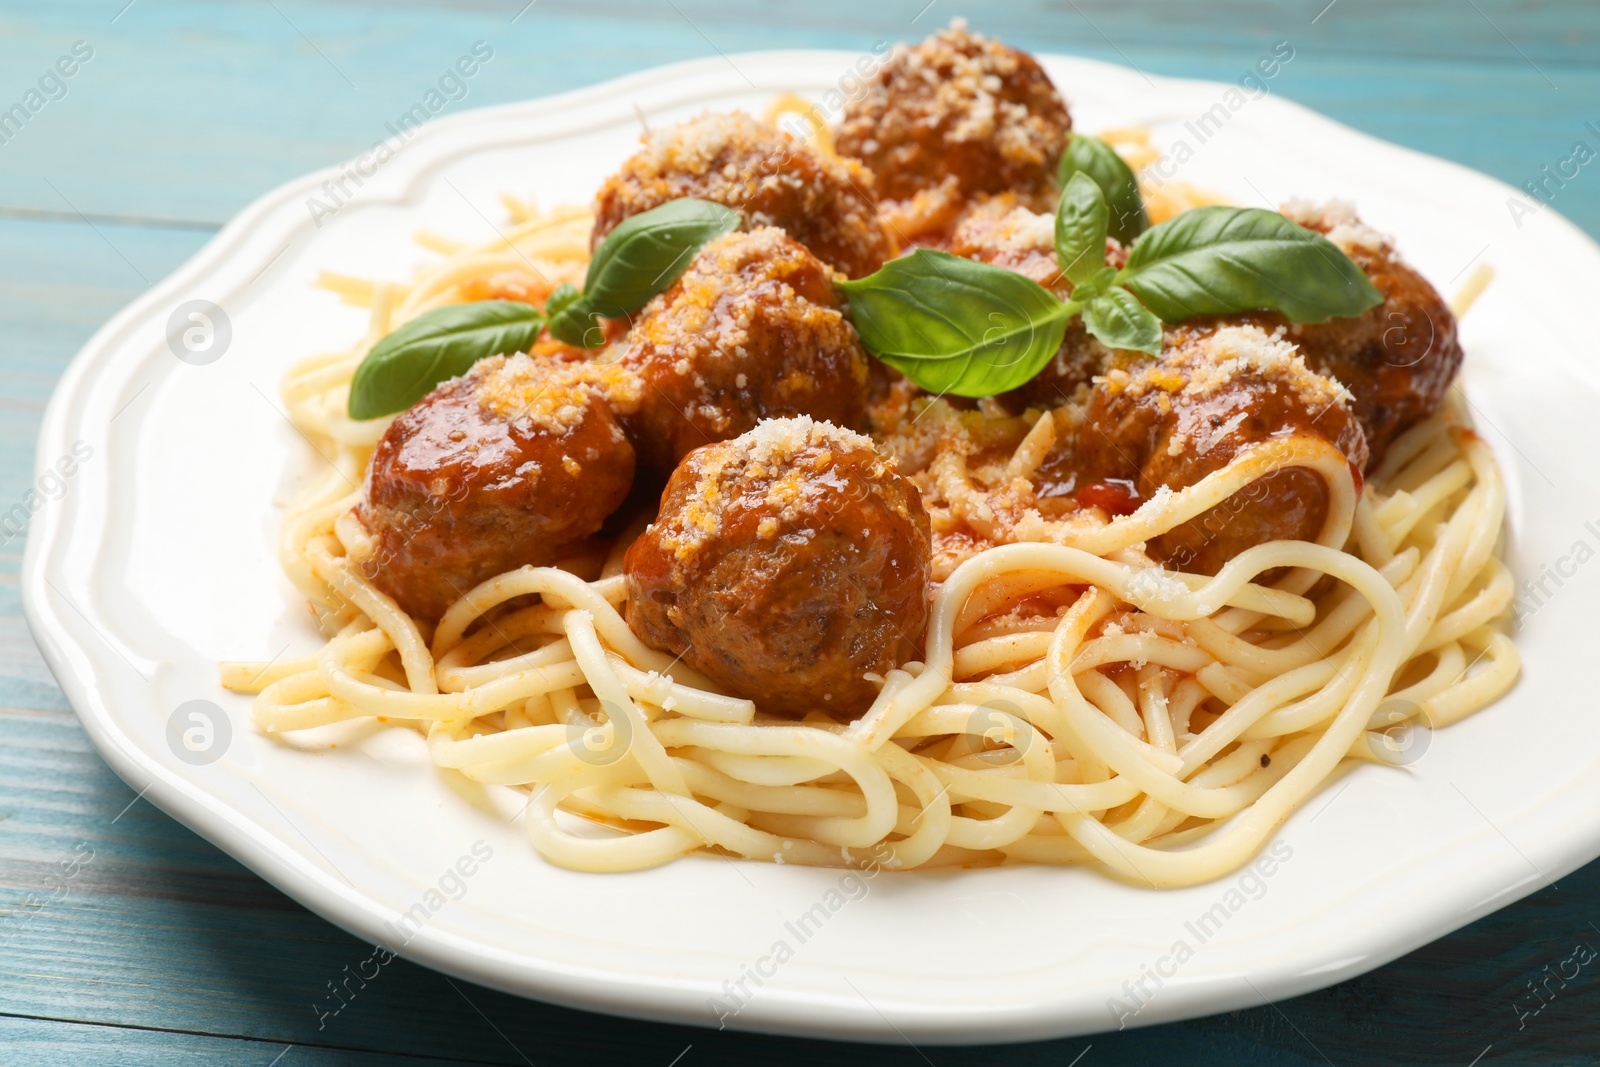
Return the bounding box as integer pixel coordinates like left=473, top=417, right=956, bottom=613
left=1081, top=286, right=1162, bottom=355
left=1055, top=172, right=1109, bottom=286
left=1072, top=266, right=1117, bottom=300
left=347, top=300, right=545, bottom=420
left=546, top=198, right=739, bottom=349
left=1058, top=133, right=1149, bottom=245
left=582, top=197, right=740, bottom=319
left=547, top=296, right=601, bottom=348
left=838, top=249, right=1072, bottom=397
left=1118, top=206, right=1384, bottom=323
left=544, top=283, right=596, bottom=347
left=546, top=282, right=583, bottom=318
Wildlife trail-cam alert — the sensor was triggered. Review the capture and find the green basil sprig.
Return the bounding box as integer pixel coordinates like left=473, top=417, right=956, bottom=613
left=347, top=300, right=546, bottom=420
left=1054, top=172, right=1163, bottom=355
left=1058, top=132, right=1148, bottom=245
left=840, top=175, right=1384, bottom=398
left=549, top=198, right=740, bottom=346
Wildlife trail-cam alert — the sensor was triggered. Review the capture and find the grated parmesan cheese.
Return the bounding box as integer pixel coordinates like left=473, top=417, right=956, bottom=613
left=1280, top=197, right=1391, bottom=255
left=473, top=354, right=600, bottom=435
left=1112, top=325, right=1353, bottom=414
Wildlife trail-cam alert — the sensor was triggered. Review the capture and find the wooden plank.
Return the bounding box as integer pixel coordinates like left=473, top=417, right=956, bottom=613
left=0, top=216, right=211, bottom=380
left=637, top=0, right=1595, bottom=64
left=0, top=1, right=1594, bottom=233
left=0, top=1014, right=516, bottom=1067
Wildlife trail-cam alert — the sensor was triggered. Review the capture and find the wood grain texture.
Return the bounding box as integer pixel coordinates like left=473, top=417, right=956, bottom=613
left=0, top=1015, right=519, bottom=1067
left=2, top=1, right=1598, bottom=1064
left=2, top=1, right=1595, bottom=231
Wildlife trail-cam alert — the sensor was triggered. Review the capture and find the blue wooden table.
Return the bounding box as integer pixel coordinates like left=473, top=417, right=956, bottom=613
left=3, top=2, right=1597, bottom=1063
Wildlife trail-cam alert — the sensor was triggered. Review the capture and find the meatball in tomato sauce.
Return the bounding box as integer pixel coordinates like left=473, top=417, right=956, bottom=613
left=625, top=417, right=931, bottom=719
left=836, top=22, right=1070, bottom=234
left=1171, top=201, right=1462, bottom=466
left=1281, top=200, right=1461, bottom=463
left=354, top=354, right=635, bottom=619
left=592, top=111, right=891, bottom=280
left=612, top=227, right=871, bottom=474
left=1042, top=325, right=1369, bottom=575
left=951, top=198, right=1459, bottom=469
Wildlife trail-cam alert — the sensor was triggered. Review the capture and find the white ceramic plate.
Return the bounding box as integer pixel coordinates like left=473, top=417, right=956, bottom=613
left=24, top=50, right=1600, bottom=1045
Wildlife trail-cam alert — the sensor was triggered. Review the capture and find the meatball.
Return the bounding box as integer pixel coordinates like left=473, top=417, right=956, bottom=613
left=952, top=198, right=1459, bottom=464
left=1171, top=201, right=1462, bottom=466
left=836, top=22, right=1070, bottom=224
left=1038, top=325, right=1369, bottom=574
left=355, top=354, right=635, bottom=619
left=612, top=227, right=871, bottom=474
left=592, top=111, right=891, bottom=280
left=624, top=417, right=931, bottom=718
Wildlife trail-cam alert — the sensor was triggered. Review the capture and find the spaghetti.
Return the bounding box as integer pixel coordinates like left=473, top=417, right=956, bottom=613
left=222, top=196, right=1518, bottom=883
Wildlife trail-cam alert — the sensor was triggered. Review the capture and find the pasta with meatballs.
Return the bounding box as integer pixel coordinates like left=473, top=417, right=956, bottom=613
left=224, top=21, right=1518, bottom=884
